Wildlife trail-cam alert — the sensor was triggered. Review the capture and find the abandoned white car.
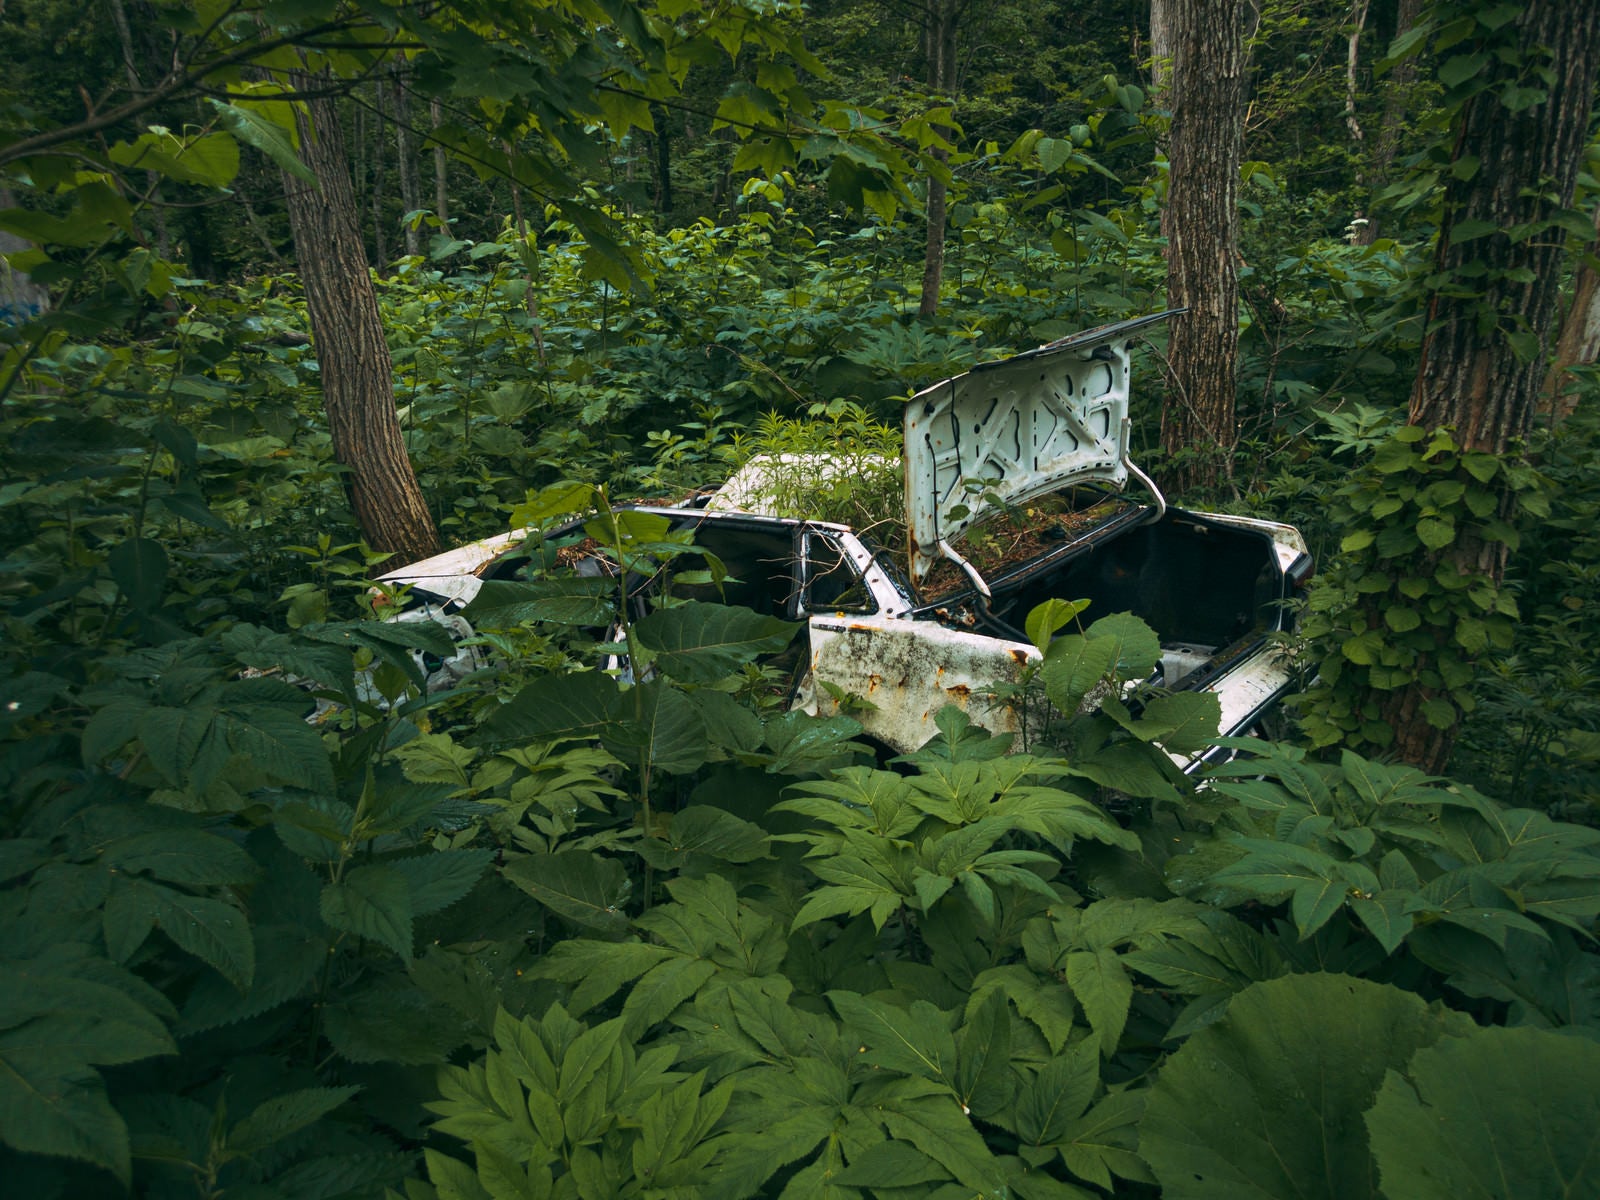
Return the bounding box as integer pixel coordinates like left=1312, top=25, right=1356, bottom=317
left=379, top=312, right=1312, bottom=765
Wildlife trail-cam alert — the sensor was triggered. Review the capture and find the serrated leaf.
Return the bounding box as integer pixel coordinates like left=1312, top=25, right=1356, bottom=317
left=389, top=849, right=494, bottom=917
left=1140, top=973, right=1471, bottom=1200
left=321, top=866, right=413, bottom=960
left=140, top=880, right=255, bottom=989
left=1015, top=1038, right=1099, bottom=1146
left=633, top=600, right=799, bottom=683
left=828, top=991, right=957, bottom=1084
left=955, top=989, right=1013, bottom=1117
left=1065, top=949, right=1131, bottom=1055
left=502, top=851, right=630, bottom=935
left=105, top=829, right=260, bottom=886
left=228, top=1086, right=359, bottom=1155
left=463, top=576, right=617, bottom=627
left=0, top=1053, right=130, bottom=1184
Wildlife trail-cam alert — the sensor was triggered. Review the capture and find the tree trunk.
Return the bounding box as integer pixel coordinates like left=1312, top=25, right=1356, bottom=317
left=1544, top=201, right=1600, bottom=424
left=918, top=0, right=959, bottom=318
left=650, top=102, right=673, bottom=214
left=429, top=96, right=451, bottom=231
left=1381, top=0, right=1600, bottom=771
left=283, top=74, right=440, bottom=564
left=1158, top=0, right=1245, bottom=497
left=1344, top=0, right=1370, bottom=149
left=391, top=64, right=423, bottom=257
left=1148, top=0, right=1174, bottom=94
left=365, top=81, right=389, bottom=268
left=1356, top=0, right=1423, bottom=245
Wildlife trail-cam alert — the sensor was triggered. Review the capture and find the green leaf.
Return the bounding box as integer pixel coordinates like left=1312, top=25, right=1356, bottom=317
left=104, top=829, right=260, bottom=886
left=209, top=98, right=316, bottom=184
left=1368, top=1026, right=1600, bottom=1199
left=0, top=1050, right=130, bottom=1184
left=1025, top=598, right=1090, bottom=655
left=1065, top=949, right=1131, bottom=1055
left=139, top=880, right=255, bottom=989
left=1140, top=973, right=1471, bottom=1200
left=108, top=537, right=168, bottom=612
left=621, top=956, right=718, bottom=1037
left=321, top=866, right=414, bottom=960
left=1015, top=1038, right=1099, bottom=1146
left=390, top=850, right=494, bottom=917
left=228, top=1086, right=359, bottom=1155
left=828, top=991, right=957, bottom=1084
left=502, top=851, right=631, bottom=935
left=955, top=989, right=1014, bottom=1117
left=633, top=601, right=799, bottom=683
left=108, top=130, right=240, bottom=187
left=463, top=576, right=617, bottom=627
left=604, top=680, right=709, bottom=775
left=1039, top=634, right=1117, bottom=714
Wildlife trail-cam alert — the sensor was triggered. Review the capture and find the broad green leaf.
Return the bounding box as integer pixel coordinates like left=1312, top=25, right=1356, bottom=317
left=475, top=670, right=622, bottom=748
left=1057, top=1086, right=1152, bottom=1189
left=1140, top=973, right=1471, bottom=1200
left=828, top=991, right=958, bottom=1084
left=1025, top=598, right=1090, bottom=655
left=603, top=680, right=709, bottom=775
left=1084, top=613, right=1161, bottom=679
left=1014, top=1038, right=1099, bottom=1146
left=633, top=600, right=799, bottom=683
left=1065, top=949, right=1131, bottom=1055
left=955, top=989, right=1014, bottom=1117
left=107, top=537, right=168, bottom=612
left=228, top=1086, right=359, bottom=1155
left=0, top=1049, right=130, bottom=1184
left=320, top=866, right=413, bottom=960
left=463, top=576, right=617, bottom=627
left=108, top=130, right=239, bottom=187
left=137, top=880, right=255, bottom=989
left=502, top=851, right=631, bottom=935
left=389, top=849, right=494, bottom=916
left=1368, top=1025, right=1600, bottom=1200
left=621, top=956, right=718, bottom=1037
left=209, top=98, right=316, bottom=184
left=104, top=829, right=260, bottom=887
left=1039, top=634, right=1117, bottom=714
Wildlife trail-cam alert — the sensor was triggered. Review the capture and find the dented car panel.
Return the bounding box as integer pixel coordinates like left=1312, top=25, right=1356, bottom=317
left=798, top=612, right=1040, bottom=750
left=378, top=311, right=1311, bottom=769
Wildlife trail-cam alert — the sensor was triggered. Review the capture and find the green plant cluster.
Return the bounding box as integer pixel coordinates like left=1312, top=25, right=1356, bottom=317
left=1295, top=424, right=1546, bottom=750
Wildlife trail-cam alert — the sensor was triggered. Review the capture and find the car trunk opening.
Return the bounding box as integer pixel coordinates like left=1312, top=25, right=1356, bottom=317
left=975, top=511, right=1291, bottom=685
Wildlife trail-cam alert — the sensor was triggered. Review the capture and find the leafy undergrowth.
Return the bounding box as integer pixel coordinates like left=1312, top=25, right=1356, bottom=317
left=6, top=537, right=1600, bottom=1198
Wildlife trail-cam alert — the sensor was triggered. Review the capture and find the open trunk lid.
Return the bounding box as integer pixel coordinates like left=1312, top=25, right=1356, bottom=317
left=903, top=310, right=1177, bottom=589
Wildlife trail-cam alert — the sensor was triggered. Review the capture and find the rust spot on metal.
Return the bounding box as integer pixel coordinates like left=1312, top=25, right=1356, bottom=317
left=867, top=674, right=883, bottom=693
left=945, top=683, right=972, bottom=700
left=849, top=623, right=872, bottom=631
left=1009, top=648, right=1030, bottom=665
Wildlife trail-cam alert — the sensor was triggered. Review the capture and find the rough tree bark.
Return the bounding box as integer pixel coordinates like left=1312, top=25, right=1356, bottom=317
left=283, top=74, right=440, bottom=564
left=1379, top=0, right=1600, bottom=770
left=917, top=0, right=961, bottom=317
left=1356, top=0, right=1423, bottom=245
left=429, top=96, right=451, bottom=231
left=1157, top=0, right=1245, bottom=497
left=1148, top=0, right=1174, bottom=94
left=390, top=63, right=423, bottom=257
left=1544, top=201, right=1600, bottom=424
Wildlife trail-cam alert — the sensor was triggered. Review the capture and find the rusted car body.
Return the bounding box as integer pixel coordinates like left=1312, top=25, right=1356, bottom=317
left=381, top=313, right=1311, bottom=765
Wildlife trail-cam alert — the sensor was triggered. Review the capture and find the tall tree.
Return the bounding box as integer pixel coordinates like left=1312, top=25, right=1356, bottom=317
left=1356, top=0, right=1425, bottom=244
left=1543, top=201, right=1600, bottom=424
left=917, top=0, right=964, bottom=317
left=1324, top=0, right=1600, bottom=772
left=283, top=72, right=440, bottom=564
left=1157, top=0, right=1246, bottom=496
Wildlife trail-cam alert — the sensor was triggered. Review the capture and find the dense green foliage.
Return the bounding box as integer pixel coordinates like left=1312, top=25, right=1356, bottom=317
left=4, top=0, right=1600, bottom=1196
